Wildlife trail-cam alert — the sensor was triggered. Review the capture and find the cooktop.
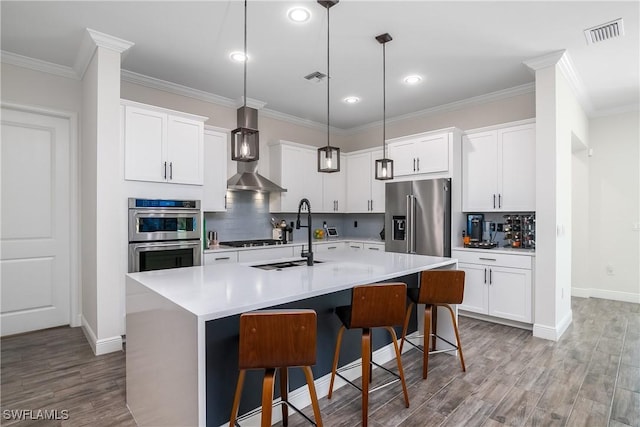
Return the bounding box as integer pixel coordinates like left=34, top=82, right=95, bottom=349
left=220, top=239, right=285, bottom=248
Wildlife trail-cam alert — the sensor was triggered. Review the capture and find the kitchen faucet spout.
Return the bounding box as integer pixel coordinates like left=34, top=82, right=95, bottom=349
left=295, top=198, right=314, bottom=266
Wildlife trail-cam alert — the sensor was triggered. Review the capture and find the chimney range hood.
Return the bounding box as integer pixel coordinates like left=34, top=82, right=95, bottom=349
left=227, top=106, right=286, bottom=193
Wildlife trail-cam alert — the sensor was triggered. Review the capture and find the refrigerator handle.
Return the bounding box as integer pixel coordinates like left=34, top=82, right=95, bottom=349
left=408, top=194, right=417, bottom=254
left=406, top=195, right=412, bottom=253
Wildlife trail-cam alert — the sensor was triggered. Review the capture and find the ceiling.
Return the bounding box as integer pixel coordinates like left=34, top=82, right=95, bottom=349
left=2, top=1, right=638, bottom=130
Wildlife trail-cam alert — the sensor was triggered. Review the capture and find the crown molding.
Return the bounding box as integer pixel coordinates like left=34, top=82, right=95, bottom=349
left=557, top=51, right=593, bottom=114
left=523, top=50, right=566, bottom=71
left=345, top=82, right=536, bottom=135
left=74, top=28, right=134, bottom=78
left=590, top=102, right=639, bottom=118
left=234, top=97, right=267, bottom=110
left=524, top=49, right=593, bottom=115
left=121, top=70, right=237, bottom=107
left=1, top=50, right=78, bottom=80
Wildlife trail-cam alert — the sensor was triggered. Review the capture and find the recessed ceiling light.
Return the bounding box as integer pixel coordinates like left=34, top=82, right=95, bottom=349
left=229, top=51, right=248, bottom=62
left=403, top=75, right=422, bottom=85
left=288, top=7, right=311, bottom=23
left=343, top=96, right=360, bottom=104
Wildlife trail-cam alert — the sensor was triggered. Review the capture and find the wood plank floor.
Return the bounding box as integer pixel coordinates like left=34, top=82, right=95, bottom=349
left=1, top=297, right=638, bottom=426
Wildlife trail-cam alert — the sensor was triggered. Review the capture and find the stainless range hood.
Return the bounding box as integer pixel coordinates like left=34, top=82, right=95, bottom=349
left=227, top=106, right=286, bottom=193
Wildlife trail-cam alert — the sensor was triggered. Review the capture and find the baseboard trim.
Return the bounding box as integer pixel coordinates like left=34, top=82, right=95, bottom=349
left=220, top=332, right=419, bottom=427
left=533, top=310, right=572, bottom=341
left=571, top=287, right=640, bottom=304
left=458, top=311, right=533, bottom=331
left=80, top=315, right=123, bottom=355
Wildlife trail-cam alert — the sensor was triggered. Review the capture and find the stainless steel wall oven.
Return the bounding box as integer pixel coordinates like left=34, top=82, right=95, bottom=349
left=128, top=198, right=202, bottom=272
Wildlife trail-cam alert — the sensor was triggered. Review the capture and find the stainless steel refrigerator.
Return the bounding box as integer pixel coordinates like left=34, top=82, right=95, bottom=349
left=385, top=178, right=451, bottom=257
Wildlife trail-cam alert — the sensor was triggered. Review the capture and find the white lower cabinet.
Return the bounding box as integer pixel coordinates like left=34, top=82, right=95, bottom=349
left=237, top=247, right=295, bottom=263
left=314, top=241, right=346, bottom=252
left=452, top=249, right=533, bottom=323
left=204, top=251, right=238, bottom=265
left=364, top=242, right=385, bottom=252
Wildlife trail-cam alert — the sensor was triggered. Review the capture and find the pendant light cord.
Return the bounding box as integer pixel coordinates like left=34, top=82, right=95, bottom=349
left=243, top=0, right=247, bottom=110
left=382, top=41, right=386, bottom=158
left=326, top=4, right=331, bottom=148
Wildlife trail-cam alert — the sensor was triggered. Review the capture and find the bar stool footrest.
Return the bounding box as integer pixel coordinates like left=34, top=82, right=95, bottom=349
left=404, top=333, right=460, bottom=355
left=234, top=398, right=319, bottom=427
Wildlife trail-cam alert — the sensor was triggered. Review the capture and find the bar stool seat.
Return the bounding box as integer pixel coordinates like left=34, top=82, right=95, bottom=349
left=327, top=283, right=409, bottom=427
left=229, top=309, right=322, bottom=427
left=400, top=270, right=466, bottom=379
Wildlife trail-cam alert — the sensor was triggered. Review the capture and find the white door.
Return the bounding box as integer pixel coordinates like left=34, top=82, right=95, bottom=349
left=414, top=134, right=449, bottom=175
left=1, top=107, right=71, bottom=336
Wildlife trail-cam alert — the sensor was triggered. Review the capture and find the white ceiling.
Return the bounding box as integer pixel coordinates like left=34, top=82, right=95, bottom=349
left=2, top=1, right=638, bottom=129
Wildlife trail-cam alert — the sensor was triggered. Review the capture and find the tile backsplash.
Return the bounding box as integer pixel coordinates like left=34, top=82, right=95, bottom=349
left=204, top=191, right=385, bottom=243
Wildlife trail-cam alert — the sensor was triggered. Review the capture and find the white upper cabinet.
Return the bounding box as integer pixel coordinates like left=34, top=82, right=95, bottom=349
left=346, top=149, right=384, bottom=213
left=122, top=100, right=207, bottom=185
left=462, top=122, right=535, bottom=212
left=388, top=131, right=451, bottom=177
left=498, top=125, right=536, bottom=211
left=321, top=154, right=347, bottom=213
left=269, top=142, right=323, bottom=213
left=202, top=128, right=228, bottom=212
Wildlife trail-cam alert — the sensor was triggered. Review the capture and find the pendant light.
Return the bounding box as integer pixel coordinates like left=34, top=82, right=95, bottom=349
left=317, top=0, right=340, bottom=173
left=231, top=0, right=259, bottom=162
left=375, top=33, right=394, bottom=180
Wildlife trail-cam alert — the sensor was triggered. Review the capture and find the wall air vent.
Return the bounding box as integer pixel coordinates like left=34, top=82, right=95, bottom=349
left=584, top=18, right=624, bottom=44
left=304, top=71, right=327, bottom=84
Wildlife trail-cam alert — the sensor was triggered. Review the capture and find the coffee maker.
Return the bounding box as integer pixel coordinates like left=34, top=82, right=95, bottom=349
left=467, top=214, right=484, bottom=242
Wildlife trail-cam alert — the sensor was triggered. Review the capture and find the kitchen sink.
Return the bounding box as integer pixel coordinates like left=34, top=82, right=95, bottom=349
left=251, top=259, right=324, bottom=271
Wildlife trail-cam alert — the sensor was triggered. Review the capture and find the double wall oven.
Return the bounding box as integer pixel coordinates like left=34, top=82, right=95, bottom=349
left=128, top=198, right=202, bottom=273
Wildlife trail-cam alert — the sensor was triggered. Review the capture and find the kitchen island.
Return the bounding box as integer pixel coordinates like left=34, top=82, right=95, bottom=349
left=126, top=248, right=457, bottom=426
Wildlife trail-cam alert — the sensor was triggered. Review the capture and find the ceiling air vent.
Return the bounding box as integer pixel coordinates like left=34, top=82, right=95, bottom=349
left=584, top=18, right=624, bottom=44
left=304, top=71, right=327, bottom=84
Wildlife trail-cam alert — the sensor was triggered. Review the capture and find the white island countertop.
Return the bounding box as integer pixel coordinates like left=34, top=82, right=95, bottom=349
left=127, top=248, right=456, bottom=322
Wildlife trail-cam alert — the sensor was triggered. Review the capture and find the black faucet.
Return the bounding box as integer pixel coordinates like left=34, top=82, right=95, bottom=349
left=295, top=198, right=314, bottom=266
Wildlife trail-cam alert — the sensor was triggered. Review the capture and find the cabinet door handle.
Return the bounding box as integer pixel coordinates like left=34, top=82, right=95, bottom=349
left=370, top=200, right=373, bottom=211
left=479, top=257, right=496, bottom=261
left=169, top=162, right=173, bottom=180
left=215, top=257, right=230, bottom=261
left=484, top=268, right=487, bottom=284
left=413, top=158, right=416, bottom=172
left=350, top=245, right=361, bottom=249
left=327, top=246, right=337, bottom=250
left=417, top=157, right=420, bottom=171
left=164, top=161, right=167, bottom=179
left=489, top=268, right=492, bottom=284
left=493, top=194, right=496, bottom=209
left=368, top=247, right=380, bottom=251
left=336, top=200, right=339, bottom=211
left=498, top=194, right=502, bottom=208
left=224, top=194, right=227, bottom=209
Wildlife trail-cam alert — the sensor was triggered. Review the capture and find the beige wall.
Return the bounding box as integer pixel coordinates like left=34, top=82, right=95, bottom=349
left=345, top=92, right=535, bottom=152
left=1, top=63, right=82, bottom=112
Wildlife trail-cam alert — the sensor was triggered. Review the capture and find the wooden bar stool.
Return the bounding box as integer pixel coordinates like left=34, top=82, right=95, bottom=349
left=327, top=283, right=409, bottom=427
left=229, top=309, right=323, bottom=427
left=400, top=270, right=466, bottom=379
